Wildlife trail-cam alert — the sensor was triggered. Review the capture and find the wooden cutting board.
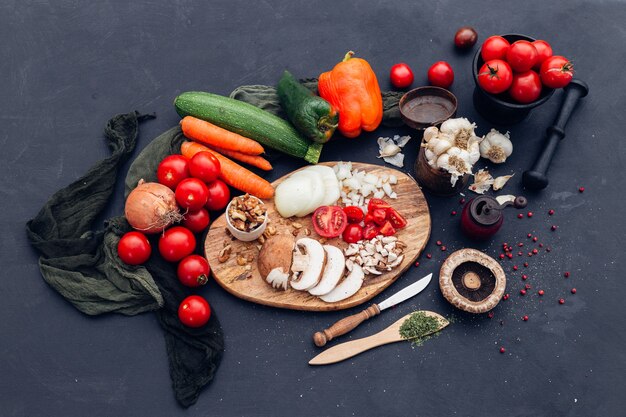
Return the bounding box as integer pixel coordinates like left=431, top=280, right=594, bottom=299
left=204, top=162, right=431, bottom=311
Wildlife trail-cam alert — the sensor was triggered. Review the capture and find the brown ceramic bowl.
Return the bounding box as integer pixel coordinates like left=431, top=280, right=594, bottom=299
left=399, top=86, right=458, bottom=130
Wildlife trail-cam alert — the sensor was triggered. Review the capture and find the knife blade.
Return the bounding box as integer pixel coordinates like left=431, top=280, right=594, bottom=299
left=312, top=273, right=433, bottom=347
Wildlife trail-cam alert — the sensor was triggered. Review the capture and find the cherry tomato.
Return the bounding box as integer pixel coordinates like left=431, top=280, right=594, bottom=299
left=158, top=226, right=196, bottom=262
left=532, top=40, right=553, bottom=70
left=370, top=208, right=387, bottom=226
left=117, top=231, right=151, bottom=265
left=540, top=56, right=574, bottom=89
left=177, top=254, right=210, bottom=287
left=312, top=206, right=347, bottom=238
left=178, top=295, right=211, bottom=328
left=175, top=178, right=209, bottom=211
left=205, top=179, right=230, bottom=211
left=477, top=59, right=513, bottom=94
left=362, top=223, right=380, bottom=240
left=189, top=151, right=221, bottom=183
left=506, top=40, right=538, bottom=72
left=481, top=36, right=510, bottom=61
left=454, top=27, right=478, bottom=50
left=389, top=63, right=414, bottom=89
left=509, top=71, right=542, bottom=104
left=379, top=221, right=396, bottom=237
left=386, top=207, right=408, bottom=229
left=342, top=224, right=364, bottom=244
left=427, top=61, right=454, bottom=89
left=367, top=198, right=392, bottom=211
left=343, top=206, right=364, bottom=223
left=157, top=155, right=190, bottom=190
left=182, top=208, right=210, bottom=233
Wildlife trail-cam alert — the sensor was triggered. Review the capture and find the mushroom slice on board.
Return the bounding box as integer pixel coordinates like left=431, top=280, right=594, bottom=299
left=290, top=238, right=326, bottom=291
left=319, top=265, right=365, bottom=303
left=439, top=249, right=506, bottom=314
left=308, top=245, right=346, bottom=296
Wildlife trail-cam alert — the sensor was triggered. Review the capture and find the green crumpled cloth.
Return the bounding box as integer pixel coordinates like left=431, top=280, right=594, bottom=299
left=229, top=78, right=406, bottom=127
left=26, top=112, right=223, bottom=408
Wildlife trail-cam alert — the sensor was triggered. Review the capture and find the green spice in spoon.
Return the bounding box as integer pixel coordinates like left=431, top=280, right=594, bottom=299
left=399, top=311, right=448, bottom=345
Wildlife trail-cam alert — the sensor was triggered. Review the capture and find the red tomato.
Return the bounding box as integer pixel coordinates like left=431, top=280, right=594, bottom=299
left=205, top=180, right=230, bottom=211
left=342, top=224, right=364, bottom=244
left=175, top=178, right=209, bottom=211
left=370, top=208, right=387, bottom=226
left=477, top=59, right=513, bottom=94
left=540, top=56, right=574, bottom=88
left=178, top=295, right=211, bottom=328
left=117, top=231, right=151, bottom=265
left=481, top=36, right=510, bottom=61
left=157, top=155, right=190, bottom=190
left=312, top=206, right=347, bottom=238
left=506, top=40, right=538, bottom=72
left=389, top=63, right=414, bottom=89
left=379, top=221, right=396, bottom=237
left=343, top=206, right=364, bottom=223
left=427, top=61, right=454, bottom=89
left=177, top=255, right=210, bottom=287
left=182, top=208, right=210, bottom=233
left=189, top=151, right=221, bottom=183
left=362, top=223, right=379, bottom=240
left=386, top=207, right=408, bottom=229
left=532, top=40, right=553, bottom=70
left=158, top=226, right=196, bottom=262
left=367, top=198, right=391, bottom=211
left=509, top=71, right=542, bottom=104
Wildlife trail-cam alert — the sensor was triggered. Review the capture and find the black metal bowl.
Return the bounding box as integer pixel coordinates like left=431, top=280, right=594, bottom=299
left=472, top=34, right=555, bottom=125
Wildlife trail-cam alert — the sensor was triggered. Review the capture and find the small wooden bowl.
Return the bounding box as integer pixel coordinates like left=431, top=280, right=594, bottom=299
left=439, top=249, right=506, bottom=314
left=399, top=87, right=458, bottom=130
left=414, top=145, right=469, bottom=197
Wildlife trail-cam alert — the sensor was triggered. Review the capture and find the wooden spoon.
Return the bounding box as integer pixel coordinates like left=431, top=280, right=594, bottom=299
left=309, top=310, right=449, bottom=366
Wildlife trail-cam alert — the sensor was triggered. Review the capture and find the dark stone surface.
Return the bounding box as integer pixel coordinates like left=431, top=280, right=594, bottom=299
left=2, top=1, right=624, bottom=416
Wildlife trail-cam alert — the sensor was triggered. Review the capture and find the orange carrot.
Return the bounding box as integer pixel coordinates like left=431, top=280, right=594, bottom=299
left=180, top=116, right=265, bottom=155
left=181, top=141, right=274, bottom=199
left=204, top=145, right=272, bottom=171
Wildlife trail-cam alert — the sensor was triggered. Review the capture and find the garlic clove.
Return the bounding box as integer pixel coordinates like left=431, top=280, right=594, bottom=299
left=423, top=126, right=440, bottom=142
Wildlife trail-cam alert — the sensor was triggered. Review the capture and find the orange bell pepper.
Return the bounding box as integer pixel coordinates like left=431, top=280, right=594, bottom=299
left=318, top=51, right=383, bottom=138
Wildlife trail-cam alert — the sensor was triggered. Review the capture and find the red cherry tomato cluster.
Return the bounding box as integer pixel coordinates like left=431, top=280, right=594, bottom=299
left=119, top=150, right=229, bottom=328
left=339, top=199, right=408, bottom=244
left=478, top=36, right=573, bottom=103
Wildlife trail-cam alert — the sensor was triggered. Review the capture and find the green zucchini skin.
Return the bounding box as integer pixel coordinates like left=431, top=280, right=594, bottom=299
left=277, top=70, right=338, bottom=144
left=174, top=91, right=322, bottom=164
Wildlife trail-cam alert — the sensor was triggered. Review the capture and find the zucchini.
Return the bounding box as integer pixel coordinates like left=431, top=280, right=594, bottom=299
left=174, top=92, right=323, bottom=164
left=277, top=70, right=338, bottom=144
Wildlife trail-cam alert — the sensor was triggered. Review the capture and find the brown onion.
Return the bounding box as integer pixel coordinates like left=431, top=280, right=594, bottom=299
left=125, top=180, right=183, bottom=234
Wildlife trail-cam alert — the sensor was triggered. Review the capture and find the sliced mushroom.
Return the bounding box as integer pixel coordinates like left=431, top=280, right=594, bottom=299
left=290, top=238, right=326, bottom=291
left=308, top=245, right=346, bottom=296
left=319, top=265, right=365, bottom=303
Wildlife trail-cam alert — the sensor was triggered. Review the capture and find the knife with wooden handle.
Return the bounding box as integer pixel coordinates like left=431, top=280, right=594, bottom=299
left=313, top=273, right=433, bottom=347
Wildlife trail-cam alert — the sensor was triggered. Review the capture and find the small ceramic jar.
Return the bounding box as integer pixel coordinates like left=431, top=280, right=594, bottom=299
left=225, top=195, right=268, bottom=242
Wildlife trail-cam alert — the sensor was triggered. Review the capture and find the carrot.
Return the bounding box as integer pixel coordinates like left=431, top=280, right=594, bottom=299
left=204, top=145, right=272, bottom=171
left=181, top=141, right=274, bottom=199
left=180, top=116, right=265, bottom=155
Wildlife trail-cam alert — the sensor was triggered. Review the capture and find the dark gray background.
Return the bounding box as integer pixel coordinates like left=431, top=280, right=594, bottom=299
left=2, top=1, right=625, bottom=416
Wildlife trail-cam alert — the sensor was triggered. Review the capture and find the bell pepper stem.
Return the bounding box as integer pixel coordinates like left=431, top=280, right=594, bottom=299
left=343, top=51, right=355, bottom=62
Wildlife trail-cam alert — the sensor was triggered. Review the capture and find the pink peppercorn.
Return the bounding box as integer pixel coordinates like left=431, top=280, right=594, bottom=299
left=559, top=298, right=565, bottom=304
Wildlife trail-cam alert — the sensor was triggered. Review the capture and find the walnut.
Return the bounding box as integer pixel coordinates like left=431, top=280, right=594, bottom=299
left=218, top=245, right=232, bottom=263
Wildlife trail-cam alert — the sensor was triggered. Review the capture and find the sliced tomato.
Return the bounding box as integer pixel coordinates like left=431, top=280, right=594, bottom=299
left=363, top=223, right=379, bottom=240
left=379, top=221, right=396, bottom=237
left=312, top=206, right=347, bottom=238
left=386, top=207, right=407, bottom=229
left=342, top=224, right=363, bottom=244
left=368, top=198, right=391, bottom=211
left=343, top=206, right=364, bottom=223
left=370, top=208, right=387, bottom=226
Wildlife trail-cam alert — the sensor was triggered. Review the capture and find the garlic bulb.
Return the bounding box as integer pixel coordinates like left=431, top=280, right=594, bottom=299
left=421, top=117, right=483, bottom=186
left=479, top=129, right=513, bottom=163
